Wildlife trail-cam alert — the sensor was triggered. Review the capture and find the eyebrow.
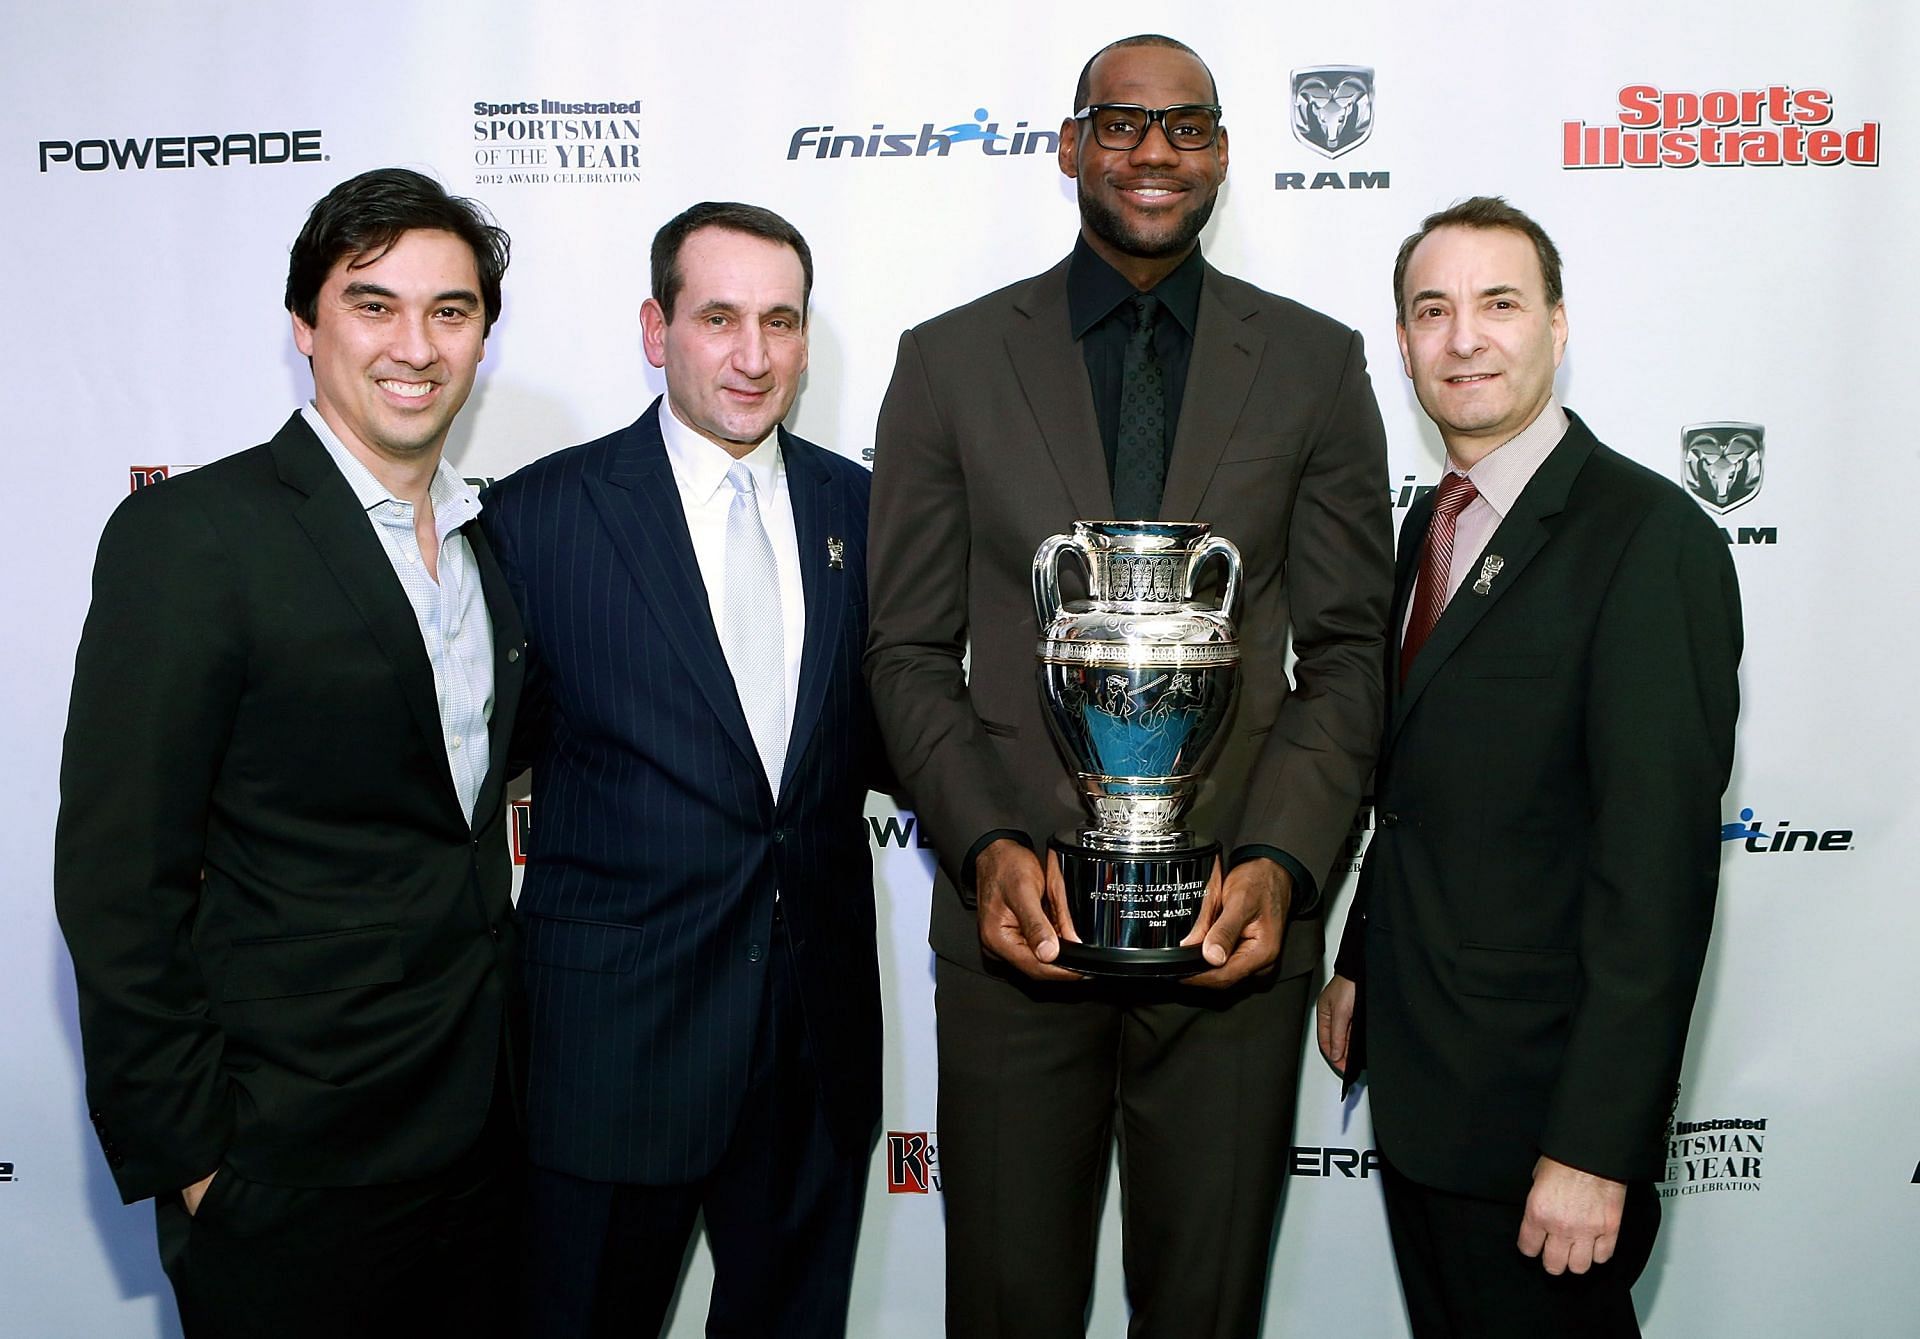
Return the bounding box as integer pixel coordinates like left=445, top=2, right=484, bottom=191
left=340, top=281, right=480, bottom=308
left=1407, top=284, right=1525, bottom=308
left=692, top=300, right=805, bottom=322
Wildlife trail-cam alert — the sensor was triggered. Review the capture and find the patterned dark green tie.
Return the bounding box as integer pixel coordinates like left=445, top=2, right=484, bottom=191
left=1112, top=292, right=1166, bottom=520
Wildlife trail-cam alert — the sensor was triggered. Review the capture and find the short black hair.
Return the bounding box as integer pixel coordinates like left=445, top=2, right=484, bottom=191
left=650, top=202, right=814, bottom=322
left=1393, top=195, right=1564, bottom=323
left=1073, top=34, right=1218, bottom=112
left=285, top=168, right=509, bottom=335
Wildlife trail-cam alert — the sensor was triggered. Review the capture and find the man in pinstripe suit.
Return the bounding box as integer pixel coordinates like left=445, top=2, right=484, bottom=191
left=483, top=202, right=884, bottom=1338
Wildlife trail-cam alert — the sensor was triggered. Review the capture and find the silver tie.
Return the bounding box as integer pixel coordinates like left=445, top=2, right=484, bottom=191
left=722, top=461, right=786, bottom=794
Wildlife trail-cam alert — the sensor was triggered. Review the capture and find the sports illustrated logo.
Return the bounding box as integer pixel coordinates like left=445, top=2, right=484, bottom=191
left=786, top=110, right=1056, bottom=161
left=1683, top=422, right=1763, bottom=515
left=1276, top=65, right=1390, bottom=192
left=129, top=464, right=199, bottom=491
left=510, top=799, right=532, bottom=866
left=1339, top=803, right=1376, bottom=874
left=40, top=131, right=323, bottom=173
left=886, top=1131, right=941, bottom=1193
left=1291, top=1146, right=1381, bottom=1179
left=471, top=98, right=643, bottom=185
left=1660, top=1111, right=1768, bottom=1198
left=1564, top=85, right=1879, bottom=170
left=1292, top=67, right=1374, bottom=158
left=1721, top=807, right=1854, bottom=854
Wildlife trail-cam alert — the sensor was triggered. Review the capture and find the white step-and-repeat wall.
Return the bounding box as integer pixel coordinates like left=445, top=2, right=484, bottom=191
left=5, top=2, right=1915, bottom=1334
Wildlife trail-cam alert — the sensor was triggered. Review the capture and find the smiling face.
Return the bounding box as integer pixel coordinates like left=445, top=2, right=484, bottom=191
left=291, top=227, right=486, bottom=470
left=1060, top=43, right=1227, bottom=286
left=1396, top=224, right=1567, bottom=465
left=640, top=226, right=809, bottom=457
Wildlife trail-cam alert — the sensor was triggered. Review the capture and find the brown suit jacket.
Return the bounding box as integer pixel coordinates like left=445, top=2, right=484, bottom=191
left=866, top=254, right=1394, bottom=975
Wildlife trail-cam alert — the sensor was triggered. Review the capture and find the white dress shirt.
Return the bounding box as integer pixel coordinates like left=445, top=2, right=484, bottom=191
left=657, top=397, right=806, bottom=790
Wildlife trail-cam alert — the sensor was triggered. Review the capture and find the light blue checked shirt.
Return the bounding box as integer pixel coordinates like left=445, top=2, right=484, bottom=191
left=303, top=405, right=495, bottom=824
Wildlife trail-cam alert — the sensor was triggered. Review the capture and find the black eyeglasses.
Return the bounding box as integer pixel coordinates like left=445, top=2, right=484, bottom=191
left=1073, top=103, right=1224, bottom=151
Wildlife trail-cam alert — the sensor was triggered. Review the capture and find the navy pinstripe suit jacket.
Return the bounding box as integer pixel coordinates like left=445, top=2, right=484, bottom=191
left=482, top=400, right=882, bottom=1185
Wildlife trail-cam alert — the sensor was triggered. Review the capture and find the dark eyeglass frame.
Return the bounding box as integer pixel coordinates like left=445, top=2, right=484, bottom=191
left=1072, top=103, right=1225, bottom=152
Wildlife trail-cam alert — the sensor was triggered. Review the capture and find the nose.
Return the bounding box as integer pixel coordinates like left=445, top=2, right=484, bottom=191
left=388, top=313, right=438, bottom=369
left=1128, top=116, right=1181, bottom=166
left=1445, top=312, right=1486, bottom=359
left=732, top=323, right=773, bottom=379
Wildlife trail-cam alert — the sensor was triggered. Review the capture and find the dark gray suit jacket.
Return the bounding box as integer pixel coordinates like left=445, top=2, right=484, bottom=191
left=866, top=254, right=1394, bottom=977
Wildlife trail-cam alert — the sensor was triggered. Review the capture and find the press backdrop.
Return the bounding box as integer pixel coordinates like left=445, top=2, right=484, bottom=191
left=5, top=2, right=1916, bottom=1334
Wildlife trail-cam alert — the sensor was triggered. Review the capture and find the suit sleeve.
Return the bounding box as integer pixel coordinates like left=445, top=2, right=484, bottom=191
left=1236, top=329, right=1395, bottom=915
left=53, top=488, right=243, bottom=1203
left=864, top=327, right=1028, bottom=891
left=1540, top=504, right=1742, bottom=1181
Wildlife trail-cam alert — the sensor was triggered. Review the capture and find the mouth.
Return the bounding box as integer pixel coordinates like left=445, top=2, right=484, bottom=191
left=1114, top=180, right=1187, bottom=205
left=721, top=386, right=770, bottom=404
left=377, top=378, right=438, bottom=401
left=1445, top=373, right=1499, bottom=385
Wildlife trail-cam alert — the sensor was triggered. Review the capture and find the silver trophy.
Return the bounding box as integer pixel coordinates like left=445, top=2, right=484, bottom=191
left=1033, top=521, right=1241, bottom=976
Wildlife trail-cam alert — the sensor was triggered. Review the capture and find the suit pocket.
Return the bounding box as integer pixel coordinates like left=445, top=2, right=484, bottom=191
left=1457, top=653, right=1556, bottom=679
left=221, top=924, right=403, bottom=1002
left=979, top=717, right=1021, bottom=740
left=1219, top=431, right=1307, bottom=463
left=520, top=915, right=649, bottom=974
left=1453, top=942, right=1578, bottom=1004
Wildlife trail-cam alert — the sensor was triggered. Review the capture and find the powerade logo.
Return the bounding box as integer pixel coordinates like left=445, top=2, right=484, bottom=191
left=0, top=1162, right=14, bottom=1183
left=886, top=1131, right=941, bottom=1193
left=868, top=811, right=935, bottom=851
left=1564, top=84, right=1879, bottom=169
left=1721, top=807, right=1853, bottom=853
left=787, top=109, right=1056, bottom=161
left=40, top=132, right=323, bottom=173
left=1291, top=1146, right=1381, bottom=1179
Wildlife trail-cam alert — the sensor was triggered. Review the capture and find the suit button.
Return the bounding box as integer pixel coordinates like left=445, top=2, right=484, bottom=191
left=507, top=646, right=521, bottom=663
left=489, top=924, right=502, bottom=941
left=747, top=942, right=764, bottom=963
left=1378, top=811, right=1400, bottom=828
left=773, top=829, right=787, bottom=845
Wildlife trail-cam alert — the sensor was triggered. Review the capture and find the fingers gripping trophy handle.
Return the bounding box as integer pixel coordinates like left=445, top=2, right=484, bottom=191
left=1032, top=530, right=1090, bottom=627
left=1191, top=534, right=1243, bottom=618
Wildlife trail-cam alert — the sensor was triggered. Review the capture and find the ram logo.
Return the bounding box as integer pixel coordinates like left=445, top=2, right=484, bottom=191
left=1291, top=67, right=1375, bottom=158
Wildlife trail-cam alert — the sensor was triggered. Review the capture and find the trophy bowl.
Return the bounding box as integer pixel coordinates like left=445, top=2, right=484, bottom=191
left=1033, top=521, right=1241, bottom=977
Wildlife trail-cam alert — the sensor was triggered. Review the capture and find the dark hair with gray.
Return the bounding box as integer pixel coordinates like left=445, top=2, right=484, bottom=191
left=285, top=167, right=510, bottom=336
left=1392, top=195, right=1564, bottom=322
left=1072, top=34, right=1219, bottom=111
left=650, top=202, right=813, bottom=322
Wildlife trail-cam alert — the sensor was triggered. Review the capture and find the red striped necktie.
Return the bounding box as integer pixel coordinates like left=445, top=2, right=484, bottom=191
left=1400, top=472, right=1479, bottom=683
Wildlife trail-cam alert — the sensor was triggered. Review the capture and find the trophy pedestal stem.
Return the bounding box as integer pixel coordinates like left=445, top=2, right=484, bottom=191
left=1049, top=834, right=1218, bottom=979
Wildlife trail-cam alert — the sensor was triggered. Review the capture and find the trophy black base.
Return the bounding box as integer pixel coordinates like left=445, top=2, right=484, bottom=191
left=1049, top=834, right=1218, bottom=979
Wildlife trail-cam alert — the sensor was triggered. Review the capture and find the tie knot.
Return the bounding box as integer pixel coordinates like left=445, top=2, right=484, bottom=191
left=726, top=461, right=757, bottom=497
left=1433, top=471, right=1477, bottom=518
left=1129, top=292, right=1161, bottom=334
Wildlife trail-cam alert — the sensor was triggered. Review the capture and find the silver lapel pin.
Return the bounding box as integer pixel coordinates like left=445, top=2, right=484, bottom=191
left=826, top=536, right=845, bottom=570
left=1472, top=554, right=1505, bottom=596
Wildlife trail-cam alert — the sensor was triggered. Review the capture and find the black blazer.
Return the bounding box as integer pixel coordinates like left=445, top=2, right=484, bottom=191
left=1335, top=412, right=1742, bottom=1202
left=481, top=401, right=883, bottom=1186
left=56, top=413, right=525, bottom=1204
left=866, top=255, right=1394, bottom=975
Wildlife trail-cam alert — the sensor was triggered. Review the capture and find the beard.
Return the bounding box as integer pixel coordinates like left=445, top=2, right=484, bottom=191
left=1077, top=178, right=1219, bottom=260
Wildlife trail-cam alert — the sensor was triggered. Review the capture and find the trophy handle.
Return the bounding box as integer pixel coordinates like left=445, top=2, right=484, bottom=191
left=1032, top=531, right=1086, bottom=626
left=1190, top=534, right=1242, bottom=618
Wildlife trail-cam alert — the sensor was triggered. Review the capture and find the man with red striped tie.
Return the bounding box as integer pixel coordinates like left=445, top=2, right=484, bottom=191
left=1316, top=195, right=1742, bottom=1339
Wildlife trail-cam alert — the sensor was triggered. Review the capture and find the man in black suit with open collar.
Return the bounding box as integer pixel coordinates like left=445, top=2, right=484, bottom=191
left=1317, top=196, right=1742, bottom=1337
left=55, top=168, right=524, bottom=1338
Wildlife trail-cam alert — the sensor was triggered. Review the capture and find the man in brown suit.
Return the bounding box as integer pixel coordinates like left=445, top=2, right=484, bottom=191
left=865, top=33, right=1394, bottom=1339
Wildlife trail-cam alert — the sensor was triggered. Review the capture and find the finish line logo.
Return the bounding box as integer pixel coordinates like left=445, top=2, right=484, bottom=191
left=786, top=110, right=1057, bottom=161
left=1721, top=807, right=1854, bottom=854
left=1564, top=84, right=1880, bottom=169
left=1661, top=1114, right=1768, bottom=1198
left=886, top=1131, right=942, bottom=1193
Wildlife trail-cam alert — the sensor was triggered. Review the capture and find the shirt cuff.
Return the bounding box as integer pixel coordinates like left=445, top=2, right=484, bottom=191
left=1228, top=844, right=1320, bottom=920
left=960, top=829, right=1033, bottom=909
